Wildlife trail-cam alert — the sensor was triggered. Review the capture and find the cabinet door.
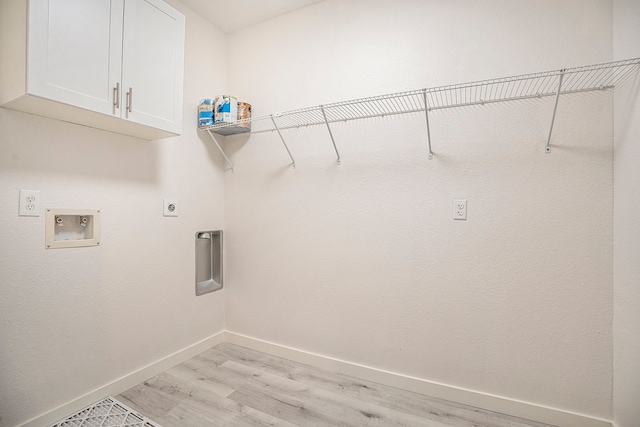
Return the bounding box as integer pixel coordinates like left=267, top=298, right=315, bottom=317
left=121, top=0, right=184, bottom=134
left=28, top=0, right=124, bottom=116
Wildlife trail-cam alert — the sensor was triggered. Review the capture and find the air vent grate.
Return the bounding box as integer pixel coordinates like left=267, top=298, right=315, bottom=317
left=49, top=397, right=162, bottom=427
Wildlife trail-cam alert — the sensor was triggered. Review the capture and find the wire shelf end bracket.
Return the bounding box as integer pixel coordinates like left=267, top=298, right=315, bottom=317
left=205, top=129, right=234, bottom=172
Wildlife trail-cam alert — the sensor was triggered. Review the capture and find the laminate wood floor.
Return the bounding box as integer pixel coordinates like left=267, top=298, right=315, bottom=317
left=118, top=343, right=554, bottom=427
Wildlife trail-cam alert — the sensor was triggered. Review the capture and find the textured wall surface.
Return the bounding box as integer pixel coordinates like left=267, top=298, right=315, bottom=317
left=224, top=0, right=615, bottom=419
left=0, top=1, right=227, bottom=426
left=1, top=1, right=633, bottom=426
left=613, top=1, right=640, bottom=426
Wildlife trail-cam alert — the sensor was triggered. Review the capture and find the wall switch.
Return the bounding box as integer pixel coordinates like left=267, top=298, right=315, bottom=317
left=163, top=199, right=179, bottom=217
left=19, top=190, right=40, bottom=216
left=453, top=199, right=467, bottom=220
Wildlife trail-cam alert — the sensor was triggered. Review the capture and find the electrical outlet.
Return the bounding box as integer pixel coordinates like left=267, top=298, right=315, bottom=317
left=453, top=199, right=467, bottom=220
left=19, top=190, right=40, bottom=216
left=163, top=199, right=179, bottom=217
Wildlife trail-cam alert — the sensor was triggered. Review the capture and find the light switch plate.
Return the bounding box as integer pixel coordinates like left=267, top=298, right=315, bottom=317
left=164, top=199, right=179, bottom=217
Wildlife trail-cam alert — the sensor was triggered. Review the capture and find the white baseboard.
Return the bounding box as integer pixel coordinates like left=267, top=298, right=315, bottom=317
left=21, top=331, right=225, bottom=427
left=21, top=330, right=613, bottom=427
left=225, top=331, right=613, bottom=427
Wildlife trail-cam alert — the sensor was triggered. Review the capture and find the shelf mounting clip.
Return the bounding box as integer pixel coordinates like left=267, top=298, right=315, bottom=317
left=320, top=105, right=341, bottom=165
left=546, top=69, right=565, bottom=154
left=205, top=128, right=234, bottom=172
left=271, top=114, right=296, bottom=168
left=422, top=89, right=434, bottom=160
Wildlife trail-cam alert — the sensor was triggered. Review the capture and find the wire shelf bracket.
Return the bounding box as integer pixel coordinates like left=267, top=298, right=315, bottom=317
left=422, top=89, right=434, bottom=160
left=270, top=115, right=297, bottom=168
left=546, top=70, right=565, bottom=153
left=198, top=58, right=640, bottom=168
left=320, top=106, right=342, bottom=165
left=205, top=129, right=234, bottom=172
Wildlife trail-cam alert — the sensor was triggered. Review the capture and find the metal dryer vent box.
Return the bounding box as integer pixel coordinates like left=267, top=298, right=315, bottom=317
left=195, top=230, right=222, bottom=295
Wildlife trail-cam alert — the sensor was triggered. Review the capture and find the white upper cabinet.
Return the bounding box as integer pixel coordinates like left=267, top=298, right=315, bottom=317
left=0, top=0, right=185, bottom=140
left=28, top=0, right=125, bottom=116
left=121, top=0, right=184, bottom=133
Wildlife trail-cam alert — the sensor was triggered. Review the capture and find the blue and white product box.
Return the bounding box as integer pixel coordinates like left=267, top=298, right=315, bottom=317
left=214, top=95, right=238, bottom=124
left=198, top=99, right=215, bottom=127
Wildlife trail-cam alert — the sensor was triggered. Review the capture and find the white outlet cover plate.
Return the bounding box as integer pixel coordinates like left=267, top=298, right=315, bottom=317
left=19, top=189, right=40, bottom=216
left=453, top=199, right=467, bottom=220
left=164, top=199, right=179, bottom=217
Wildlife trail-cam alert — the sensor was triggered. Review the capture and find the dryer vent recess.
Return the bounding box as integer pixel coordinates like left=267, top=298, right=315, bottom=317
left=195, top=230, right=222, bottom=295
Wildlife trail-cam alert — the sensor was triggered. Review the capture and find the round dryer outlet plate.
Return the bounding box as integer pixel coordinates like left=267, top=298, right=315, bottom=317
left=163, top=199, right=179, bottom=217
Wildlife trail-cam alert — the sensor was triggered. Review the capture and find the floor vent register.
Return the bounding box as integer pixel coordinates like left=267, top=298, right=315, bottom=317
left=49, top=396, right=162, bottom=427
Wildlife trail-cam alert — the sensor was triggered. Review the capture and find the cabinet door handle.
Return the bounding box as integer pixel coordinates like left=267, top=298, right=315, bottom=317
left=126, top=87, right=133, bottom=113
left=113, top=83, right=120, bottom=109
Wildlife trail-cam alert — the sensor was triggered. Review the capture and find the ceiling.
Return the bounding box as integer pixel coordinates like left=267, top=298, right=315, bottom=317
left=179, top=0, right=324, bottom=34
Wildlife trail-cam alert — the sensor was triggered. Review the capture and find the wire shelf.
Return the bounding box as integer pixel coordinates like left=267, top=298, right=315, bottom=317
left=199, top=58, right=639, bottom=168
left=201, top=58, right=639, bottom=136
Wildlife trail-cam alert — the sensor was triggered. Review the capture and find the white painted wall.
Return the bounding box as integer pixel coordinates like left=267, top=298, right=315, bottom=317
left=2, top=1, right=634, bottom=425
left=613, top=1, right=640, bottom=426
left=0, top=2, right=227, bottom=426
left=224, top=0, right=615, bottom=419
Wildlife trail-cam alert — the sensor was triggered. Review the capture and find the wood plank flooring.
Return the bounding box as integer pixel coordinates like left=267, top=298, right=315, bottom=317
left=118, top=343, right=554, bottom=427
